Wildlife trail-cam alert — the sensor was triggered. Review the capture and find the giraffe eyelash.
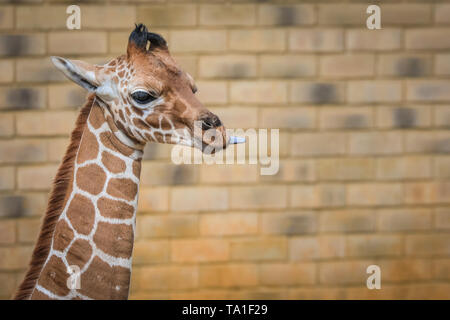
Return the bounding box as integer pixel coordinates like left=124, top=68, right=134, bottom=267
left=130, top=89, right=161, bottom=108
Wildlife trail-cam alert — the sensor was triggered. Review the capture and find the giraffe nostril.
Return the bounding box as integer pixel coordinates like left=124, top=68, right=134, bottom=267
left=201, top=115, right=222, bottom=130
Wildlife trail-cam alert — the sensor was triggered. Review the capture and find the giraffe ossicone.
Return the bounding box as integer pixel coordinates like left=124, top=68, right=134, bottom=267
left=15, top=23, right=235, bottom=300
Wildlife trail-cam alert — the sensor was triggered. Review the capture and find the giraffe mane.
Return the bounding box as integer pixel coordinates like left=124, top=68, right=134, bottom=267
left=14, top=94, right=96, bottom=300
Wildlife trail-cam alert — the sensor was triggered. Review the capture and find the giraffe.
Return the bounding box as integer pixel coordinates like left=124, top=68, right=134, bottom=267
left=14, top=24, right=240, bottom=300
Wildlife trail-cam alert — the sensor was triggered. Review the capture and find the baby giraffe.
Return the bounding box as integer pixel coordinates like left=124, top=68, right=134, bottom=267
left=15, top=24, right=239, bottom=300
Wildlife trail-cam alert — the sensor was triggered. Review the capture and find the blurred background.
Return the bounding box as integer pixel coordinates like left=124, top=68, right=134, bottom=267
left=0, top=0, right=449, bottom=299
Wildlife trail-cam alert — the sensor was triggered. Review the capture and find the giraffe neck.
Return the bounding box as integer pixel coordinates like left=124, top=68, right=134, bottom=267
left=30, top=98, right=143, bottom=300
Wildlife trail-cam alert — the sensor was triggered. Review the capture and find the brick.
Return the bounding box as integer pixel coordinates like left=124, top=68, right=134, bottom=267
left=320, top=107, right=373, bottom=129
left=0, top=167, right=14, bottom=191
left=137, top=214, right=197, bottom=238
left=290, top=236, right=346, bottom=261
left=378, top=54, right=432, bottom=77
left=0, top=139, right=47, bottom=164
left=0, top=6, right=13, bottom=29
left=320, top=210, right=375, bottom=233
left=171, top=186, right=228, bottom=212
left=406, top=234, right=450, bottom=256
left=347, top=183, right=403, bottom=206
left=0, top=87, right=47, bottom=110
left=17, top=165, right=58, bottom=190
left=290, top=81, right=345, bottom=104
left=200, top=4, right=255, bottom=26
left=407, top=80, right=450, bottom=102
left=289, top=29, right=343, bottom=52
left=16, top=6, right=66, bottom=30
left=199, top=264, right=258, bottom=288
left=0, top=219, right=15, bottom=244
left=140, top=162, right=197, bottom=186
left=195, top=81, right=227, bottom=104
left=199, top=55, right=257, bottom=79
left=16, top=58, right=67, bottom=83
left=261, top=54, right=315, bottom=78
left=109, top=31, right=130, bottom=54
left=171, top=239, right=229, bottom=262
left=406, top=29, right=450, bottom=50
left=230, top=81, right=287, bottom=104
left=230, top=185, right=287, bottom=210
left=382, top=4, right=432, bottom=25
left=129, top=292, right=169, bottom=300
left=48, top=84, right=87, bottom=109
left=258, top=4, right=315, bottom=26
left=377, top=106, right=431, bottom=129
left=49, top=32, right=107, bottom=55
left=0, top=60, right=13, bottom=83
left=320, top=54, right=375, bottom=78
left=142, top=143, right=172, bottom=161
left=378, top=208, right=432, bottom=231
left=433, top=259, right=450, bottom=280
left=435, top=4, right=450, bottom=24
left=16, top=111, right=77, bottom=136
left=0, top=273, right=16, bottom=298
left=137, top=187, right=169, bottom=212
left=0, top=114, right=14, bottom=137
left=0, top=193, right=47, bottom=218
left=262, top=212, right=317, bottom=235
left=230, top=29, right=285, bottom=52
left=199, top=165, right=258, bottom=184
left=318, top=4, right=366, bottom=25
left=261, top=159, right=315, bottom=183
left=435, top=54, right=450, bottom=76
left=317, top=158, right=374, bottom=181
left=230, top=290, right=288, bottom=300
left=404, top=182, right=433, bottom=204
left=347, top=29, right=402, bottom=51
left=435, top=106, right=450, bottom=127
left=132, top=240, right=169, bottom=265
left=349, top=132, right=402, bottom=155
left=17, top=218, right=41, bottom=243
left=170, top=30, right=226, bottom=53
left=435, top=156, right=450, bottom=178
left=289, top=288, right=346, bottom=300
left=231, top=238, right=286, bottom=261
left=0, top=34, right=46, bottom=56
left=0, top=246, right=33, bottom=270
left=376, top=156, right=431, bottom=180
left=172, top=54, right=197, bottom=78
left=199, top=213, right=258, bottom=236
left=138, top=5, right=195, bottom=27
left=136, top=265, right=198, bottom=291
left=346, top=235, right=403, bottom=257
left=260, top=107, right=315, bottom=129
left=46, top=137, right=68, bottom=162
left=290, top=184, right=345, bottom=208
left=380, top=259, right=432, bottom=282
left=210, top=107, right=258, bottom=129
left=404, top=182, right=450, bottom=205
left=405, top=131, right=450, bottom=153
left=260, top=263, right=315, bottom=286
left=291, top=133, right=346, bottom=156
left=82, top=6, right=135, bottom=29
left=348, top=81, right=402, bottom=104
left=403, top=284, right=450, bottom=299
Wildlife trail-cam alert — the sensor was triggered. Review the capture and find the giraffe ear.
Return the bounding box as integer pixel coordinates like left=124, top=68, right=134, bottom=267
left=51, top=56, right=101, bottom=92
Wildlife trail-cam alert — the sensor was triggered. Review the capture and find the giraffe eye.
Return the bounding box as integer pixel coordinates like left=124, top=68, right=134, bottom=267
left=131, top=90, right=157, bottom=104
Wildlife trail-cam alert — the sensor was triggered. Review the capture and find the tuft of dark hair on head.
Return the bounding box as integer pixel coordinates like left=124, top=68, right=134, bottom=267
left=128, top=23, right=167, bottom=53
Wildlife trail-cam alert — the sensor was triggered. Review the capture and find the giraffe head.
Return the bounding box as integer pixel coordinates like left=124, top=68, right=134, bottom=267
left=51, top=24, right=232, bottom=153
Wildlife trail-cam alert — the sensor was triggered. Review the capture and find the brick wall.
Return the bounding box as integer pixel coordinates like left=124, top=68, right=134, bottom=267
left=0, top=0, right=449, bottom=300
